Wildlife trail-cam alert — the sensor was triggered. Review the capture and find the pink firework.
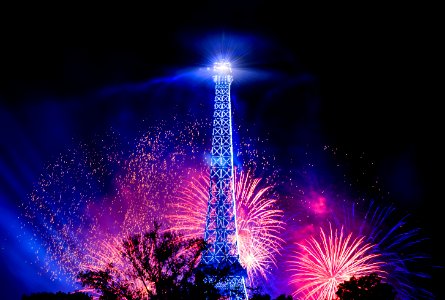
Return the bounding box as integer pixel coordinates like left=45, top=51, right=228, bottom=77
left=79, top=237, right=155, bottom=298
left=166, top=167, right=285, bottom=282
left=288, top=224, right=385, bottom=300
left=20, top=120, right=208, bottom=286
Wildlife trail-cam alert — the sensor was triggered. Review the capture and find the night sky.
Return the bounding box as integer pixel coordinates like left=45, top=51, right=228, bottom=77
left=1, top=3, right=442, bottom=299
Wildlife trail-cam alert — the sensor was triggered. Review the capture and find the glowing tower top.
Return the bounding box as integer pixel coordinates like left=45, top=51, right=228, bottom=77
left=200, top=61, right=248, bottom=299
left=212, top=60, right=233, bottom=83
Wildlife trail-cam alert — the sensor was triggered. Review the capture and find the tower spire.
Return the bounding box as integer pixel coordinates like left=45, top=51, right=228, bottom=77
left=200, top=61, right=248, bottom=299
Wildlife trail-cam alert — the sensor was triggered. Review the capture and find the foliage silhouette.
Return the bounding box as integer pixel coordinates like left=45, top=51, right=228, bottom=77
left=274, top=295, right=293, bottom=300
left=77, top=222, right=222, bottom=299
left=336, top=272, right=396, bottom=300
left=248, top=285, right=292, bottom=300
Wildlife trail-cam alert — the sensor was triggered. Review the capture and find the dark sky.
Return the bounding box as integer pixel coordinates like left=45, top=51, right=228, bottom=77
left=1, top=3, right=442, bottom=299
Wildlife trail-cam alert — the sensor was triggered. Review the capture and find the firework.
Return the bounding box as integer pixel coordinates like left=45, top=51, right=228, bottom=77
left=283, top=194, right=433, bottom=299
left=166, top=166, right=286, bottom=283
left=19, top=119, right=208, bottom=286
left=78, top=237, right=155, bottom=298
left=280, top=144, right=434, bottom=300
left=288, top=223, right=384, bottom=300
left=19, top=115, right=282, bottom=293
left=20, top=135, right=123, bottom=283
left=354, top=201, right=433, bottom=299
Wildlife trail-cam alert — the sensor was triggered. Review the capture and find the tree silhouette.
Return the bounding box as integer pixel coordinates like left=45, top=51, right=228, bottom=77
left=77, top=222, right=221, bottom=299
left=248, top=285, right=292, bottom=300
left=274, top=294, right=292, bottom=300
left=336, top=272, right=396, bottom=300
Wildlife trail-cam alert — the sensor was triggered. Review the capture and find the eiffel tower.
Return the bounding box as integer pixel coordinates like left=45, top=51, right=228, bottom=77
left=199, top=61, right=248, bottom=299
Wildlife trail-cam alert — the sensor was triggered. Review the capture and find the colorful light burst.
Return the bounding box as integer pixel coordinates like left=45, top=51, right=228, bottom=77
left=288, top=223, right=385, bottom=300
left=353, top=201, right=434, bottom=299
left=19, top=114, right=285, bottom=294
left=78, top=237, right=155, bottom=298
left=19, top=109, right=433, bottom=299
left=166, top=166, right=286, bottom=284
left=283, top=192, right=433, bottom=299
left=280, top=145, right=434, bottom=300
left=19, top=118, right=208, bottom=287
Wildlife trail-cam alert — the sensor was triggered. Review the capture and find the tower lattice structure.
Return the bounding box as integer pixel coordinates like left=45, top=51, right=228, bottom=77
left=199, top=61, right=248, bottom=300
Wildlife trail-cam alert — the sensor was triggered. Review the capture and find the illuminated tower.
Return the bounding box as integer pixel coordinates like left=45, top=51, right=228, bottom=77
left=199, top=61, right=248, bottom=299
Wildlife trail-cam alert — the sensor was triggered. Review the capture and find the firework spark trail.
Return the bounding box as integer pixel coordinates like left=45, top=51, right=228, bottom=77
left=354, top=201, right=434, bottom=299
left=20, top=137, right=123, bottom=282
left=19, top=119, right=210, bottom=286
left=166, top=166, right=286, bottom=283
left=234, top=167, right=286, bottom=280
left=165, top=172, right=209, bottom=241
left=78, top=237, right=150, bottom=297
left=288, top=224, right=384, bottom=300
left=20, top=115, right=284, bottom=292
left=284, top=194, right=434, bottom=299
left=280, top=144, right=435, bottom=299
left=79, top=235, right=166, bottom=299
left=309, top=195, right=434, bottom=299
left=20, top=119, right=433, bottom=300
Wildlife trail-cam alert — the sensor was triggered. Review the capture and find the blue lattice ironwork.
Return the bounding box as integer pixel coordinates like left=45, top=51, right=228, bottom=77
left=200, top=61, right=248, bottom=299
